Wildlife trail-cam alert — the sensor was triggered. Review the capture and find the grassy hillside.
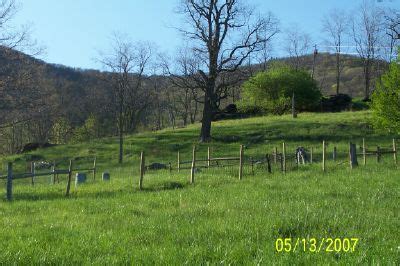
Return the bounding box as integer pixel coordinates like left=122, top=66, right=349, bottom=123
left=0, top=111, right=399, bottom=264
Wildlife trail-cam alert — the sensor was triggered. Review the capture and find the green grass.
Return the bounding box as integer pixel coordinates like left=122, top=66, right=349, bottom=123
left=0, top=111, right=399, bottom=264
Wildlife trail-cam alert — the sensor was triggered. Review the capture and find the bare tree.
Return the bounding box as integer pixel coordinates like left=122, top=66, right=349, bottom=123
left=322, top=9, right=349, bottom=95
left=169, top=47, right=203, bottom=126
left=384, top=9, right=400, bottom=63
left=351, top=0, right=384, bottom=100
left=258, top=13, right=279, bottom=71
left=100, top=34, right=153, bottom=164
left=0, top=0, right=33, bottom=50
left=285, top=25, right=311, bottom=70
left=176, top=0, right=278, bottom=142
left=258, top=41, right=273, bottom=71
left=0, top=0, right=43, bottom=124
left=124, top=42, right=154, bottom=133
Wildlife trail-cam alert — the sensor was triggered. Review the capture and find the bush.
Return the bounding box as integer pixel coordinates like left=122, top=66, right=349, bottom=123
left=240, top=64, right=321, bottom=115
left=71, top=114, right=100, bottom=143
left=237, top=103, right=264, bottom=116
left=320, top=94, right=353, bottom=112
left=371, top=53, right=400, bottom=133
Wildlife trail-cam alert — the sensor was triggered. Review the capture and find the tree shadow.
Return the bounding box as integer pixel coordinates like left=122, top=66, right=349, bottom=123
left=3, top=181, right=186, bottom=203
left=141, top=181, right=185, bottom=192
left=7, top=191, right=67, bottom=202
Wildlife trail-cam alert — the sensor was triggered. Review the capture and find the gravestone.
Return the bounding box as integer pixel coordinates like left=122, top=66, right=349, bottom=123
left=295, top=147, right=309, bottom=165
left=102, top=172, right=110, bottom=181
left=75, top=173, right=87, bottom=186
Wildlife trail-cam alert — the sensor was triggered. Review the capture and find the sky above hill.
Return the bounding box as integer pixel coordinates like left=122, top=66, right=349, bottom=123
left=13, top=0, right=398, bottom=70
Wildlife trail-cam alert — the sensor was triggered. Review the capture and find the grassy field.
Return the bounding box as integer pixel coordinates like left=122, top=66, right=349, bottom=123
left=0, top=111, right=399, bottom=264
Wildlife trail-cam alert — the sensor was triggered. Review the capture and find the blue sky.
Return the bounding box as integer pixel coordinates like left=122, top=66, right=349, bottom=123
left=13, top=0, right=398, bottom=70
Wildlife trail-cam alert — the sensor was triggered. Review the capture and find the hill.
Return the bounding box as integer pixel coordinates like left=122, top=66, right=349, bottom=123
left=260, top=53, right=388, bottom=98
left=0, top=111, right=399, bottom=264
left=0, top=47, right=389, bottom=154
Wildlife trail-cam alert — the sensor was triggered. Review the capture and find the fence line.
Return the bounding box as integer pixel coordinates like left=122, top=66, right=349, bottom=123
left=3, top=139, right=398, bottom=198
left=138, top=139, right=398, bottom=190
left=1, top=157, right=97, bottom=200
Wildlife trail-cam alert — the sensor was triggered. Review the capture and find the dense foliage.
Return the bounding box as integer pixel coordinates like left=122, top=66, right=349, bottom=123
left=371, top=53, right=400, bottom=133
left=239, top=64, right=321, bottom=115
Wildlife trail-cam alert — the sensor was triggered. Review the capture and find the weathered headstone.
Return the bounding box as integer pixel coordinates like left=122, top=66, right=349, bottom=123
left=75, top=173, right=87, bottom=186
left=295, top=147, right=308, bottom=165
left=102, top=172, right=110, bottom=181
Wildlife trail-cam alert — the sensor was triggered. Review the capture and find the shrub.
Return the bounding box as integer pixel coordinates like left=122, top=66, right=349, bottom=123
left=71, top=114, right=100, bottom=143
left=240, top=64, right=321, bottom=115
left=320, top=94, right=353, bottom=112
left=371, top=53, right=400, bottom=133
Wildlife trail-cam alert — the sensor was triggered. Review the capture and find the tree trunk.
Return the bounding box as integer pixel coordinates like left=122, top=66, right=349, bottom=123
left=168, top=109, right=176, bottom=130
left=200, top=92, right=212, bottom=142
left=182, top=113, right=188, bottom=127
left=292, top=92, right=297, bottom=118
left=364, top=60, right=371, bottom=100
left=336, top=52, right=340, bottom=95
left=118, top=104, right=123, bottom=164
left=190, top=100, right=198, bottom=124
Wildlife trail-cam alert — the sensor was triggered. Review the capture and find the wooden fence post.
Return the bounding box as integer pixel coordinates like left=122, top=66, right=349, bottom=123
left=377, top=146, right=381, bottom=163
left=6, top=162, right=13, bottom=201
left=239, top=145, right=244, bottom=180
left=250, top=157, right=254, bottom=175
left=274, top=147, right=278, bottom=164
left=349, top=143, right=358, bottom=169
left=93, top=157, right=97, bottom=181
left=177, top=151, right=180, bottom=172
left=310, top=147, right=313, bottom=164
left=322, top=141, right=326, bottom=172
left=139, top=152, right=145, bottom=190
left=363, top=138, right=366, bottom=166
left=266, top=154, right=272, bottom=173
left=292, top=92, right=297, bottom=118
left=190, top=146, right=196, bottom=184
left=393, top=139, right=397, bottom=165
left=333, top=147, right=337, bottom=161
left=282, top=142, right=286, bottom=173
left=52, top=161, right=56, bottom=184
left=207, top=147, right=211, bottom=168
left=65, top=160, right=73, bottom=197
left=31, top=162, right=35, bottom=186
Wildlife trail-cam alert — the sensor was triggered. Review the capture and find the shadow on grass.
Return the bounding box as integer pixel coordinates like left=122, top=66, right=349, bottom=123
left=276, top=221, right=340, bottom=238
left=141, top=181, right=185, bottom=192
left=4, top=181, right=186, bottom=202
left=8, top=191, right=67, bottom=202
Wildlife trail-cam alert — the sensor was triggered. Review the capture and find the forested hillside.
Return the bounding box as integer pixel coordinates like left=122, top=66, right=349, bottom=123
left=0, top=46, right=388, bottom=154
